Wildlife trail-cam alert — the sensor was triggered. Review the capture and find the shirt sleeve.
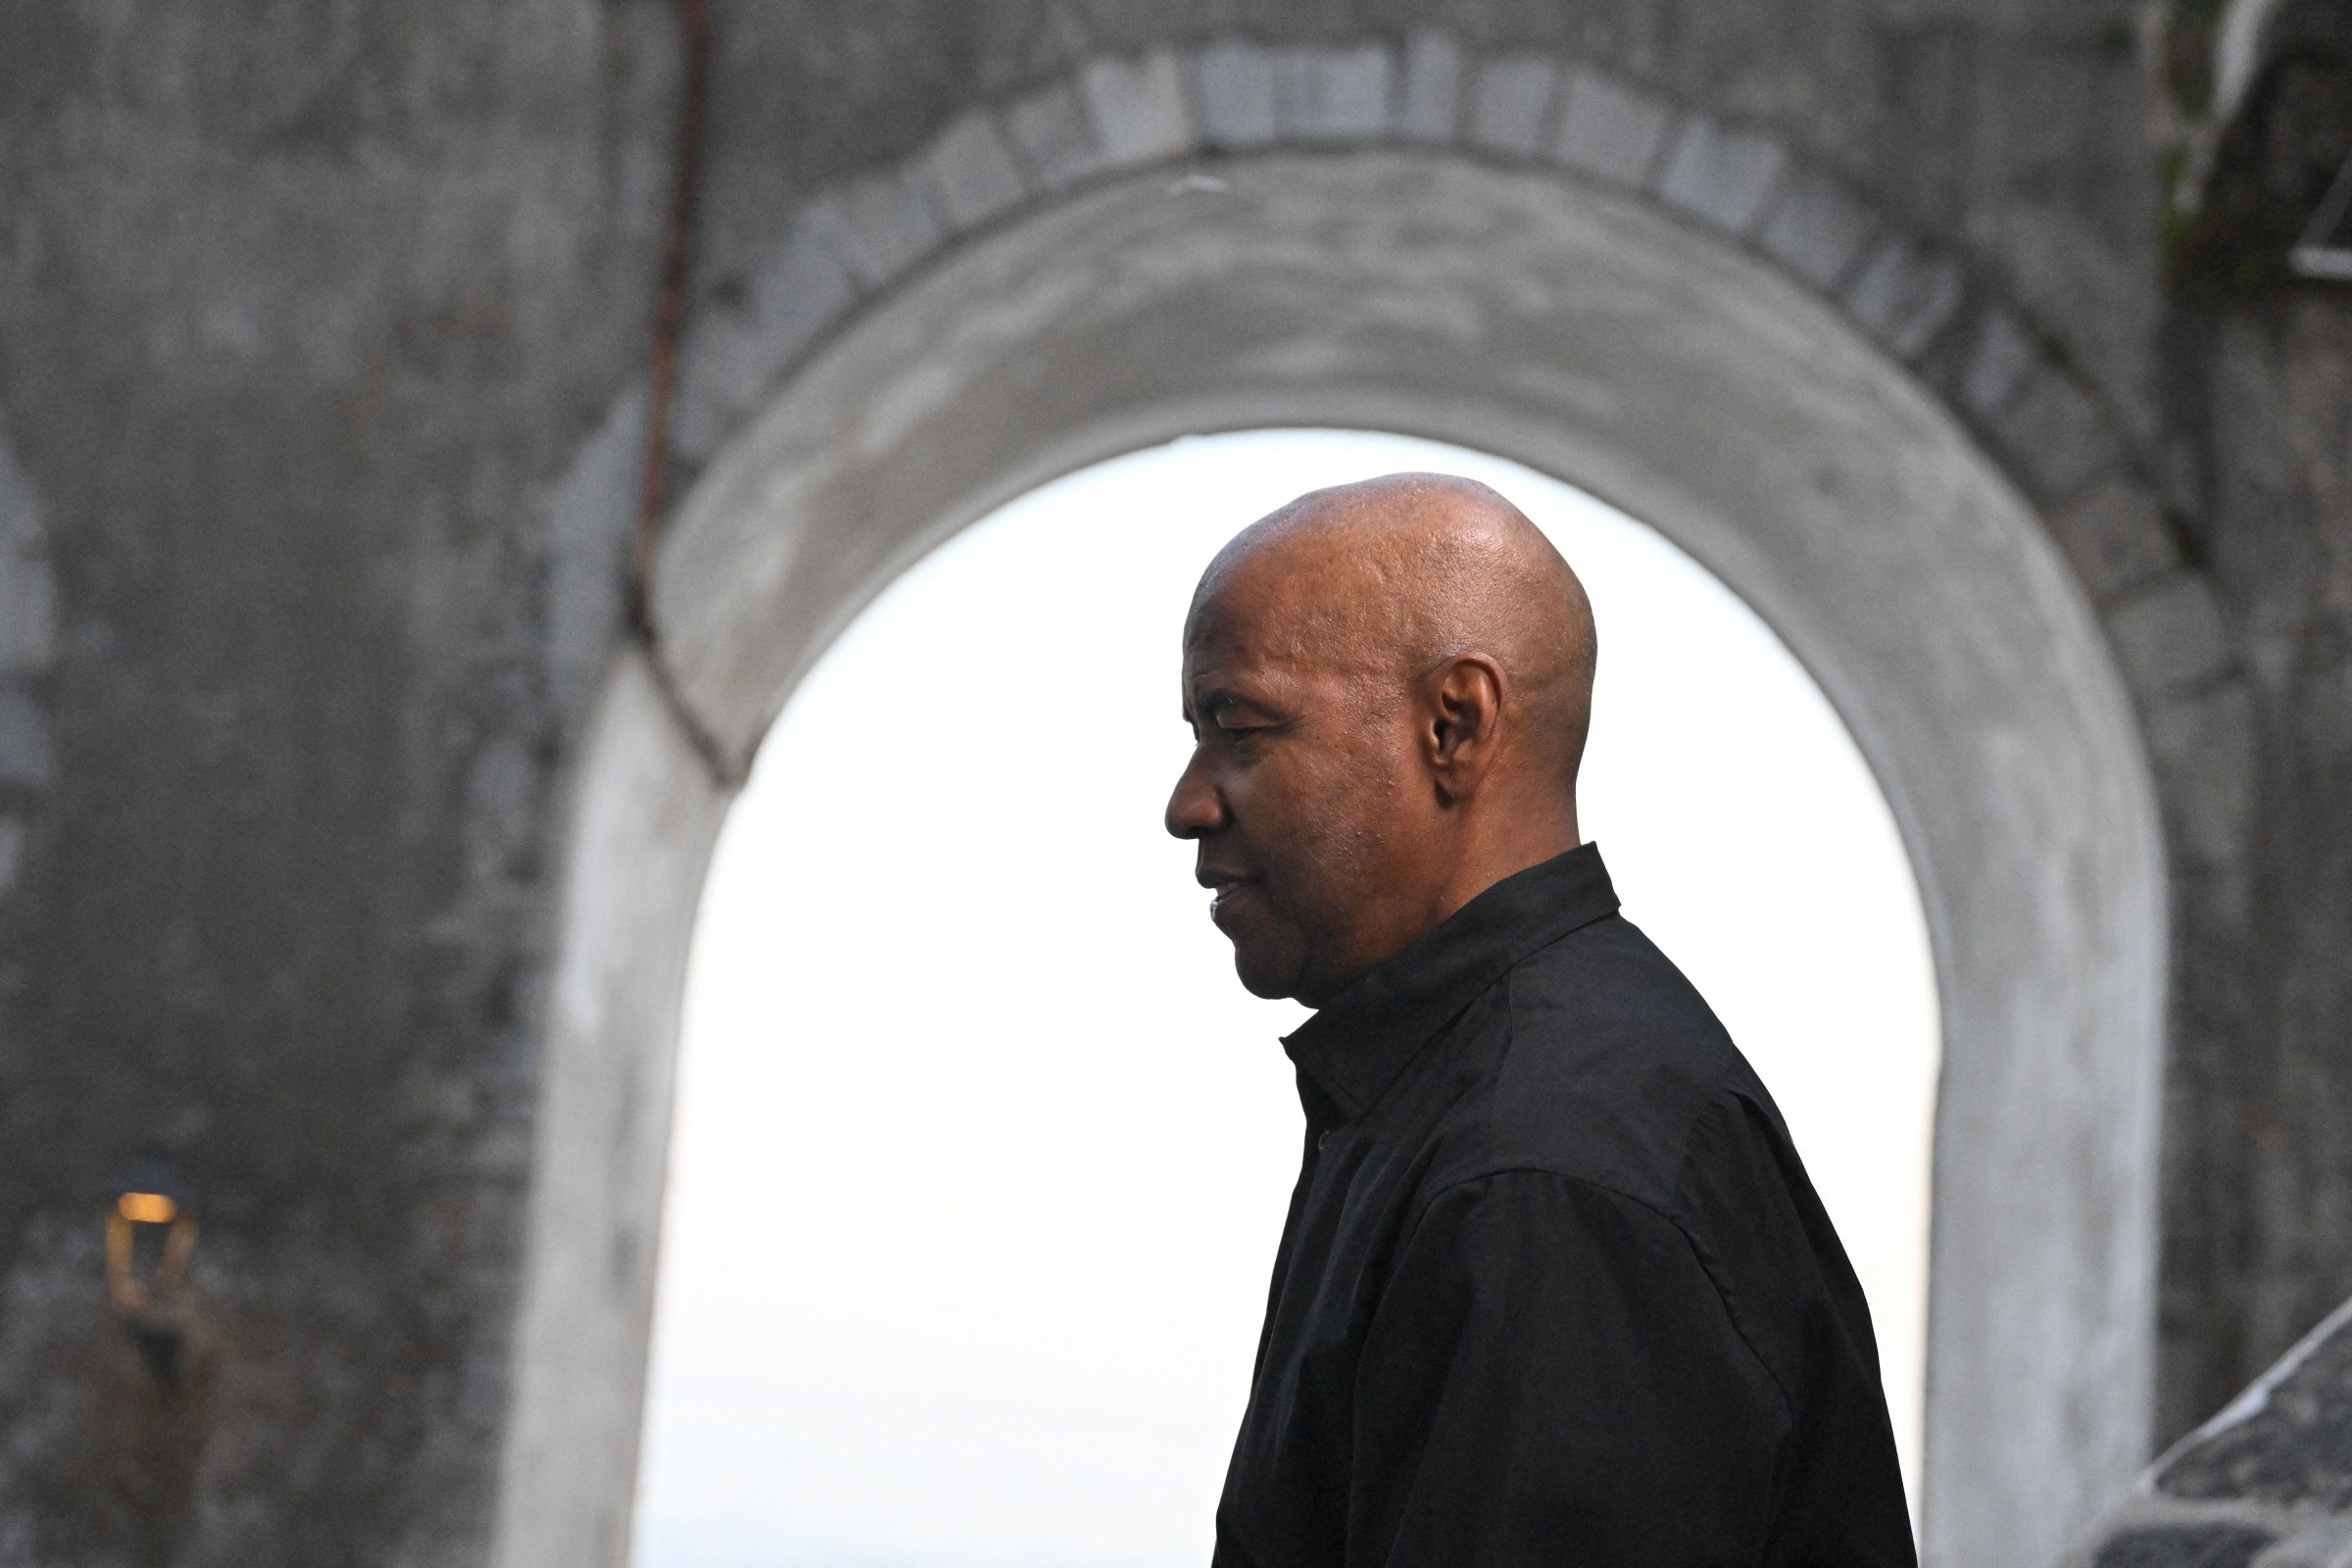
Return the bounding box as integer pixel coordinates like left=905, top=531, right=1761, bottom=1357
left=1347, top=1169, right=1790, bottom=1568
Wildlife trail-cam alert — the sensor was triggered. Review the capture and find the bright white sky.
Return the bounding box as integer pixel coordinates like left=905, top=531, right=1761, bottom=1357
left=633, top=429, right=1939, bottom=1568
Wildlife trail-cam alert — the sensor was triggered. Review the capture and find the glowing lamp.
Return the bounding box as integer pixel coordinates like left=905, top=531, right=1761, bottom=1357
left=105, top=1150, right=198, bottom=1389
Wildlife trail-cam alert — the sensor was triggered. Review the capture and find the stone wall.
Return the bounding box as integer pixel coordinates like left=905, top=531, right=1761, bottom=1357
left=2154, top=0, right=2352, bottom=1445
left=0, top=6, right=677, bottom=1563
left=0, top=1, right=2344, bottom=1563
left=2058, top=1295, right=2352, bottom=1568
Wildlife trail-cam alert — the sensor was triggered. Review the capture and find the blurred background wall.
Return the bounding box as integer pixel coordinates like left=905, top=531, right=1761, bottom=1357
left=0, top=2, right=2345, bottom=1565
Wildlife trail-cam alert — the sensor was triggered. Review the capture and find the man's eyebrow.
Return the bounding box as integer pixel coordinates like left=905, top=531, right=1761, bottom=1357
left=1198, top=687, right=1253, bottom=715
left=1201, top=687, right=1293, bottom=723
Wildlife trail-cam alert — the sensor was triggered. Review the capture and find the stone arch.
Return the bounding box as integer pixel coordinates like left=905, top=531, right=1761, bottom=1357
left=498, top=38, right=2209, bottom=1568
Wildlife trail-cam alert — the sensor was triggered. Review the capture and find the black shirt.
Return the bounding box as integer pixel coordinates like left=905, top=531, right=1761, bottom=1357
left=1211, top=845, right=1916, bottom=1568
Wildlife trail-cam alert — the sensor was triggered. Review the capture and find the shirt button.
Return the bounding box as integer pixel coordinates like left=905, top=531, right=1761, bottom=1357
left=1317, top=1131, right=1334, bottom=1152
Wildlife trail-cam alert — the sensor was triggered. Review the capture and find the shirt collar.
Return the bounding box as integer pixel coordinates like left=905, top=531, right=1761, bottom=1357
left=1281, top=842, right=1621, bottom=1124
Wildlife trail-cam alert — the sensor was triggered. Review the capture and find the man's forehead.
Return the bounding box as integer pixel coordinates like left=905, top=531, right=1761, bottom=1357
left=1184, top=577, right=1317, bottom=676
left=1188, top=528, right=1362, bottom=636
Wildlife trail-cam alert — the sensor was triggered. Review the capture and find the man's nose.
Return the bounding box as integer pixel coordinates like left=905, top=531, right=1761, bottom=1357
left=1165, top=751, right=1226, bottom=840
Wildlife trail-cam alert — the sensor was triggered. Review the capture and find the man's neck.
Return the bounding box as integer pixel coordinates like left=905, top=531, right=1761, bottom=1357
left=1432, top=808, right=1581, bottom=928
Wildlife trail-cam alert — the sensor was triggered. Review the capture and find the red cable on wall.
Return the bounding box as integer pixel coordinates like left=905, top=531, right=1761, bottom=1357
left=630, top=0, right=715, bottom=634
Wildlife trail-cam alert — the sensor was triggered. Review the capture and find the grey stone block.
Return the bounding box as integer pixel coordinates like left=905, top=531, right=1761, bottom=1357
left=1468, top=54, right=1557, bottom=158
left=670, top=310, right=756, bottom=465
left=2048, top=472, right=2182, bottom=602
left=907, top=107, right=1027, bottom=233
left=2092, top=1526, right=2278, bottom=1568
left=1985, top=366, right=2123, bottom=507
left=2157, top=1298, right=2352, bottom=1511
left=808, top=171, right=942, bottom=290
left=1080, top=49, right=1197, bottom=170
left=672, top=213, right=862, bottom=463
left=1841, top=235, right=1964, bottom=360
left=1656, top=116, right=1788, bottom=235
left=0, top=686, right=52, bottom=788
left=1004, top=80, right=1105, bottom=191
left=1276, top=43, right=1394, bottom=141
left=0, top=440, right=40, bottom=552
left=1757, top=168, right=1881, bottom=290
left=2251, top=1518, right=2352, bottom=1568
left=2106, top=571, right=2233, bottom=700
left=0, top=556, right=56, bottom=673
left=748, top=215, right=859, bottom=355
left=1195, top=39, right=1278, bottom=151
left=543, top=388, right=642, bottom=719
left=1397, top=30, right=1465, bottom=143
left=1550, top=68, right=1673, bottom=188
left=1960, top=306, right=2039, bottom=416
left=2143, top=676, right=2255, bottom=879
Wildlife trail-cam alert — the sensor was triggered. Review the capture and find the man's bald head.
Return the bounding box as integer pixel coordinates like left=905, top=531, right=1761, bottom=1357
left=1188, top=472, right=1598, bottom=791
left=1168, top=472, right=1600, bottom=1006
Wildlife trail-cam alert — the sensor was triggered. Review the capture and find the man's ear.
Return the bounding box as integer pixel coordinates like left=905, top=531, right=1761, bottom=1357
left=1424, top=654, right=1506, bottom=805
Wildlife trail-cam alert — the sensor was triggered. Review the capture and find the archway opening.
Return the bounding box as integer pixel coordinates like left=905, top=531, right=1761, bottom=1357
left=630, top=428, right=1939, bottom=1568
left=498, top=148, right=2166, bottom=1568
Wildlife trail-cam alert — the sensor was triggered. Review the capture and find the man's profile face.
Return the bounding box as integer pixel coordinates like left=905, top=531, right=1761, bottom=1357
left=1164, top=567, right=1424, bottom=1006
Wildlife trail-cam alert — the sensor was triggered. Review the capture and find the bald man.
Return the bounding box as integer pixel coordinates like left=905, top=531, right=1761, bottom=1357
left=1168, top=475, right=1915, bottom=1568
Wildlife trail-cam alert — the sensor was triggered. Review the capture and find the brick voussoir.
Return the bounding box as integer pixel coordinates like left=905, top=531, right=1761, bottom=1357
left=1193, top=38, right=1280, bottom=152
left=1467, top=53, right=1559, bottom=158
left=907, top=106, right=1028, bottom=234
left=1272, top=42, right=1396, bottom=143
left=1397, top=30, right=1467, bottom=144
left=1080, top=49, right=1199, bottom=171
left=1655, top=114, right=1789, bottom=237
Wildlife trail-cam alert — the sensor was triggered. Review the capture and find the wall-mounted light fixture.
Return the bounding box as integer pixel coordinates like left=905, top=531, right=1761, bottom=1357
left=106, top=1147, right=198, bottom=1390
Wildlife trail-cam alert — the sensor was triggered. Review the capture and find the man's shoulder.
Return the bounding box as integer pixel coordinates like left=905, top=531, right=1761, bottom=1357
left=1447, top=913, right=1778, bottom=1217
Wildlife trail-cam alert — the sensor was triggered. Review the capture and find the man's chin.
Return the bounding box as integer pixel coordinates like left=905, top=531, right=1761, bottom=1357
left=1235, top=963, right=1298, bottom=1002
left=1229, top=940, right=1305, bottom=1003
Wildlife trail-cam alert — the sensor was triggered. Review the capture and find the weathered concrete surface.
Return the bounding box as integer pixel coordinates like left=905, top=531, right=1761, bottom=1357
left=0, top=4, right=678, bottom=1563
left=0, top=1, right=2343, bottom=1565
left=2154, top=0, right=2352, bottom=1446
left=2158, top=288, right=2352, bottom=1449
left=489, top=649, right=730, bottom=1568
left=2055, top=1296, right=2352, bottom=1568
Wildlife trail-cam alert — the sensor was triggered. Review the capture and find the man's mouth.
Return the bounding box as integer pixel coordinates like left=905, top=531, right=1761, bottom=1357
left=1202, top=874, right=1256, bottom=921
